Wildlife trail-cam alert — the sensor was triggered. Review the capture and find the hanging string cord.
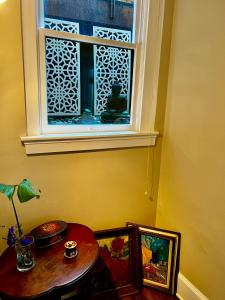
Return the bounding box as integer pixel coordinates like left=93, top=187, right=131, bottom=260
left=150, top=147, right=155, bottom=200
left=145, top=146, right=154, bottom=201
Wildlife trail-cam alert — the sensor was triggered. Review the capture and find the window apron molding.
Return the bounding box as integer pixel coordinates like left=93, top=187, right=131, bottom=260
left=21, top=131, right=159, bottom=154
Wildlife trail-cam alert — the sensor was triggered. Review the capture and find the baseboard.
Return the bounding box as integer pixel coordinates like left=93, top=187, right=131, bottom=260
left=176, top=273, right=209, bottom=300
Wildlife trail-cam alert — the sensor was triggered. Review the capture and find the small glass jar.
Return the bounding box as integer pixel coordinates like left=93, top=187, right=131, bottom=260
left=15, top=235, right=35, bottom=272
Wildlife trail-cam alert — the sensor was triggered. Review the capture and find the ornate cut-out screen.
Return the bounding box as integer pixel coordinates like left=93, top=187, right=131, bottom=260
left=45, top=37, right=81, bottom=116
left=93, top=27, right=132, bottom=115
left=44, top=18, right=79, bottom=34
left=44, top=18, right=81, bottom=118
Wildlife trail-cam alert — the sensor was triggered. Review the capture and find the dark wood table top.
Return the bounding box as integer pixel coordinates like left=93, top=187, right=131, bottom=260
left=0, top=223, right=99, bottom=300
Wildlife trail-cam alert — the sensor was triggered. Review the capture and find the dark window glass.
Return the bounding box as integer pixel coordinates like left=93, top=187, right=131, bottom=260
left=44, top=0, right=134, bottom=40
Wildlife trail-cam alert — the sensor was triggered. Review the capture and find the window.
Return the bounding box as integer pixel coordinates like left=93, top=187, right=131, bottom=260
left=21, top=0, right=166, bottom=154
left=42, top=0, right=134, bottom=130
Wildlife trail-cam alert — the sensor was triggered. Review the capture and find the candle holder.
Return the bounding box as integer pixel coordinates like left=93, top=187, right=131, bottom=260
left=64, top=241, right=78, bottom=258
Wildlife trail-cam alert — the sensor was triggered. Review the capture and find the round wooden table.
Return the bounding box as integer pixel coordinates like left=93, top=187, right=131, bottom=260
left=0, top=223, right=99, bottom=300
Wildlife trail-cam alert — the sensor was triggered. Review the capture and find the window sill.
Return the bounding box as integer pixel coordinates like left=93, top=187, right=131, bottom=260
left=21, top=131, right=159, bottom=154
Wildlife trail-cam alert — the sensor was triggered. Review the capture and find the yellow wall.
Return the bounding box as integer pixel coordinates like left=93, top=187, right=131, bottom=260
left=0, top=1, right=166, bottom=253
left=156, top=0, right=225, bottom=299
left=3, top=0, right=224, bottom=298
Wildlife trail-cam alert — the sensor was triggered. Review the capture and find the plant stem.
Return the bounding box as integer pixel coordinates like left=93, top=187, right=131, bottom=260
left=11, top=198, right=22, bottom=238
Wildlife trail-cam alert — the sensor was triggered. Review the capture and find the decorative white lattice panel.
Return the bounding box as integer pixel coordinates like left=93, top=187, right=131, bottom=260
left=93, top=27, right=131, bottom=115
left=46, top=37, right=81, bottom=116
left=44, top=18, right=80, bottom=116
left=44, top=18, right=79, bottom=34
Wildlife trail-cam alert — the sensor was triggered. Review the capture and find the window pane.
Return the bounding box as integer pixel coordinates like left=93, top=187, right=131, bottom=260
left=94, top=45, right=132, bottom=116
left=46, top=37, right=81, bottom=119
left=44, top=0, right=135, bottom=41
left=46, top=38, right=134, bottom=126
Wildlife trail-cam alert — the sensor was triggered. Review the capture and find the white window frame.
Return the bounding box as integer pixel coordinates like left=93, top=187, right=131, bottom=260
left=21, top=0, right=166, bottom=154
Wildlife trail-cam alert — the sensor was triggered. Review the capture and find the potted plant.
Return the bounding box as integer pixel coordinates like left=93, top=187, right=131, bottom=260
left=0, top=179, right=40, bottom=271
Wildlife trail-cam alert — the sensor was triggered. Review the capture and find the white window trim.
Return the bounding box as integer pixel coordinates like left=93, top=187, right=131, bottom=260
left=20, top=0, right=165, bottom=154
left=21, top=131, right=159, bottom=154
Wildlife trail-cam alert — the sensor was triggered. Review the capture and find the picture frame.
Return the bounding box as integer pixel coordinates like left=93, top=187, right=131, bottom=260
left=90, top=226, right=141, bottom=300
left=127, top=222, right=181, bottom=295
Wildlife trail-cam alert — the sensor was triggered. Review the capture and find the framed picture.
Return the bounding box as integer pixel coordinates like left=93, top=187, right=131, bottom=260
left=127, top=222, right=180, bottom=295
left=90, top=226, right=141, bottom=300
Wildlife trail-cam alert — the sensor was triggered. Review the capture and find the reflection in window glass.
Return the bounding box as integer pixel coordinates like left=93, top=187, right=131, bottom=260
left=44, top=0, right=134, bottom=41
